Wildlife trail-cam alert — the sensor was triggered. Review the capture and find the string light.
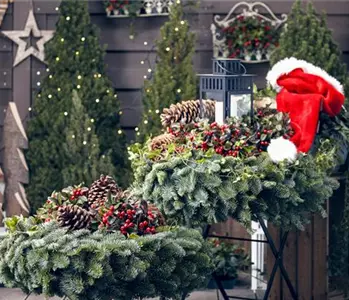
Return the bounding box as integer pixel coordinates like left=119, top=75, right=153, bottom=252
left=48, top=94, right=52, bottom=99
left=91, top=119, right=95, bottom=123
left=175, top=27, right=179, bottom=31
left=137, top=132, right=140, bottom=136
left=135, top=127, right=139, bottom=132
left=81, top=37, right=86, bottom=41
left=61, top=38, right=64, bottom=42
left=87, top=127, right=91, bottom=131
left=66, top=16, right=71, bottom=21
left=46, top=68, right=49, bottom=72
left=180, top=20, right=185, bottom=25
left=77, top=75, right=82, bottom=80
left=37, top=82, right=41, bottom=86
left=77, top=85, right=81, bottom=89
left=148, top=109, right=152, bottom=113
left=144, top=41, right=148, bottom=45
left=49, top=75, right=53, bottom=79
left=83, top=141, right=87, bottom=145
left=107, top=89, right=110, bottom=93
left=166, top=47, right=170, bottom=51
left=56, top=57, right=60, bottom=61
left=146, top=89, right=150, bottom=93
left=118, top=130, right=122, bottom=135
left=64, top=111, right=68, bottom=116
left=155, top=109, right=160, bottom=114
left=143, top=75, right=147, bottom=79
left=119, top=111, right=123, bottom=115
left=102, top=155, right=106, bottom=159
left=144, top=120, right=148, bottom=124
left=114, top=94, right=117, bottom=98
left=141, top=61, right=145, bottom=64
left=129, top=35, right=134, bottom=40
left=55, top=7, right=59, bottom=11
left=75, top=51, right=80, bottom=56
left=38, top=94, right=41, bottom=98
left=36, top=71, right=40, bottom=75
left=28, top=107, right=32, bottom=111
left=148, top=68, right=152, bottom=73
left=57, top=88, right=61, bottom=92
left=177, top=89, right=181, bottom=93
left=95, top=99, right=100, bottom=103
left=98, top=74, right=102, bottom=78
left=94, top=74, right=98, bottom=78
left=72, top=135, right=75, bottom=139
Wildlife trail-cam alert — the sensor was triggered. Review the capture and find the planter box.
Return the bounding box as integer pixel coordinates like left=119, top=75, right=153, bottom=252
left=207, top=277, right=236, bottom=289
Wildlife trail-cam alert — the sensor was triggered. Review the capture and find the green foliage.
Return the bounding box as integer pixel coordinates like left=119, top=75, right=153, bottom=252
left=137, top=2, right=197, bottom=142
left=131, top=132, right=339, bottom=229
left=26, top=0, right=129, bottom=212
left=0, top=221, right=212, bottom=300
left=271, top=0, right=349, bottom=99
left=62, top=91, right=115, bottom=187
left=209, top=239, right=250, bottom=279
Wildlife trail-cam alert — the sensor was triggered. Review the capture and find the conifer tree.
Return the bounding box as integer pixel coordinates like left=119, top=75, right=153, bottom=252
left=137, top=2, right=197, bottom=142
left=27, top=0, right=129, bottom=212
left=271, top=0, right=349, bottom=98
left=62, top=91, right=115, bottom=187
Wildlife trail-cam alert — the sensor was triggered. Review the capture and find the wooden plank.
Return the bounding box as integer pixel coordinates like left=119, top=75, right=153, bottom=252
left=0, top=91, right=12, bottom=110
left=312, top=213, right=328, bottom=300
left=197, top=1, right=349, bottom=15
left=298, top=222, right=313, bottom=300
left=117, top=90, right=142, bottom=128
left=282, top=230, right=298, bottom=300
left=32, top=0, right=61, bottom=14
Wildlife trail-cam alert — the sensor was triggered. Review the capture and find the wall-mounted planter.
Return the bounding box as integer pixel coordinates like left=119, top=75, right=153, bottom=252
left=211, top=2, right=288, bottom=63
left=105, top=0, right=172, bottom=18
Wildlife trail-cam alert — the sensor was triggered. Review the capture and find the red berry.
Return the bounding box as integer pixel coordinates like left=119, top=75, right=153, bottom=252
left=122, top=203, right=127, bottom=208
left=143, top=221, right=148, bottom=227
left=70, top=195, right=75, bottom=200
left=145, top=227, right=151, bottom=233
left=121, top=226, right=125, bottom=231
left=127, top=209, right=132, bottom=215
left=110, top=206, right=114, bottom=211
left=125, top=219, right=130, bottom=224
left=129, top=222, right=134, bottom=227
left=45, top=218, right=51, bottom=223
left=151, top=227, right=156, bottom=233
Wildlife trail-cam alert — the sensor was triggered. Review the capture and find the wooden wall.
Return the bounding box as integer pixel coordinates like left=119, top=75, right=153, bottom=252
left=0, top=0, right=348, bottom=146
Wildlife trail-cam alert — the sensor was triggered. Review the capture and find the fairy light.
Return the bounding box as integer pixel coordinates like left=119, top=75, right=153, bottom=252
left=141, top=61, right=145, bottom=64
left=55, top=7, right=59, bottom=11
left=61, top=38, right=64, bottom=42
left=114, top=94, right=118, bottom=98
left=155, top=109, right=160, bottom=114
left=98, top=74, right=102, bottom=78
left=56, top=57, right=60, bottom=61
left=49, top=75, right=53, bottom=79
left=83, top=141, right=87, bottom=145
left=94, top=74, right=98, bottom=78
left=87, top=127, right=91, bottom=131
left=46, top=68, right=49, bottom=72
left=66, top=16, right=71, bottom=21
left=57, top=88, right=61, bottom=92
left=48, top=94, right=52, bottom=99
left=95, top=98, right=100, bottom=103
left=77, top=85, right=81, bottom=89
left=72, top=135, right=75, bottom=139
left=144, top=41, right=148, bottom=45
left=166, top=47, right=170, bottom=51
left=106, top=89, right=110, bottom=93
left=146, top=89, right=151, bottom=93
left=129, top=35, right=134, bottom=40
left=91, top=119, right=95, bottom=123
left=118, top=129, right=122, bottom=135
left=75, top=51, right=80, bottom=56
left=28, top=107, right=32, bottom=111
left=81, top=37, right=86, bottom=42
left=135, top=127, right=139, bottom=132
left=137, top=132, right=140, bottom=136
left=144, top=120, right=148, bottom=124
left=37, top=82, right=41, bottom=86
left=119, top=111, right=123, bottom=115
left=177, top=89, right=181, bottom=93
left=36, top=71, right=40, bottom=75
left=143, top=75, right=147, bottom=79
left=64, top=111, right=68, bottom=116
left=148, top=68, right=152, bottom=73
left=180, top=20, right=185, bottom=25
left=148, top=109, right=152, bottom=113
left=77, top=75, right=82, bottom=80
left=175, top=27, right=179, bottom=31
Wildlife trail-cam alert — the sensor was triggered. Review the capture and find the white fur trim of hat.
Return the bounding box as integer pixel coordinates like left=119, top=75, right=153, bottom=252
left=267, top=137, right=298, bottom=163
left=266, top=57, right=343, bottom=94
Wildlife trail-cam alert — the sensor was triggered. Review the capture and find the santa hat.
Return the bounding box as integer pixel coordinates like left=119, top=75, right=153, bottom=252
left=266, top=57, right=345, bottom=162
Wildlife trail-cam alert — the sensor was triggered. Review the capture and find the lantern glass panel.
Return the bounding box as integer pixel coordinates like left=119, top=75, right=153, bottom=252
left=203, top=92, right=225, bottom=125
left=230, top=93, right=251, bottom=118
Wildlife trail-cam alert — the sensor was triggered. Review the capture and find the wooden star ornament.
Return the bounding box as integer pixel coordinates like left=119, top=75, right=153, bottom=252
left=1, top=9, right=54, bottom=67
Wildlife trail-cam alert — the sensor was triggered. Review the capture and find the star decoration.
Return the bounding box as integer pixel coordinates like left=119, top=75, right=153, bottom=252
left=2, top=10, right=54, bottom=67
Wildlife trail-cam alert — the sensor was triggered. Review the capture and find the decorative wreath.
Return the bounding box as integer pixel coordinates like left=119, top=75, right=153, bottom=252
left=0, top=176, right=212, bottom=299
left=130, top=57, right=349, bottom=230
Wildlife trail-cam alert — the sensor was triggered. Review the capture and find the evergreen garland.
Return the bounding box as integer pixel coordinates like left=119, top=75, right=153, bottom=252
left=0, top=219, right=212, bottom=300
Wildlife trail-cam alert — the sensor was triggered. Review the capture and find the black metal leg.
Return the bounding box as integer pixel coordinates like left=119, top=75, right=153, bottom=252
left=257, top=216, right=298, bottom=300
left=212, top=273, right=230, bottom=300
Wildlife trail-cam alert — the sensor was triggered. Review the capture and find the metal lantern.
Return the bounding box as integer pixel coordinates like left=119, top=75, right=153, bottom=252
left=198, top=58, right=255, bottom=124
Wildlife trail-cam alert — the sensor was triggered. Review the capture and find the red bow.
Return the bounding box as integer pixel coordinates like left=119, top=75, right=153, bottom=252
left=276, top=68, right=345, bottom=153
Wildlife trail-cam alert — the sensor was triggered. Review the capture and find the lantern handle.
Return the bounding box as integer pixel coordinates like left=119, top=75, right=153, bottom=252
left=216, top=60, right=247, bottom=76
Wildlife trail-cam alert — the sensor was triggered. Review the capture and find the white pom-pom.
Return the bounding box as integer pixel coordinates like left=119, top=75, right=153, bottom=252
left=267, top=137, right=298, bottom=163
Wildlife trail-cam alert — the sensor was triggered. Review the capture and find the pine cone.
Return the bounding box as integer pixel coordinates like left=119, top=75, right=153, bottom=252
left=57, top=205, right=91, bottom=230
left=88, top=175, right=122, bottom=209
left=150, top=133, right=176, bottom=151
left=160, top=99, right=216, bottom=128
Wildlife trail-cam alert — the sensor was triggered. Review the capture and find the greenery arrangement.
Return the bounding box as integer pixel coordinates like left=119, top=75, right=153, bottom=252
left=0, top=175, right=212, bottom=300
left=104, top=0, right=143, bottom=17
left=137, top=1, right=197, bottom=142
left=209, top=239, right=250, bottom=279
left=130, top=106, right=342, bottom=229
left=26, top=0, right=129, bottom=212
left=219, top=15, right=281, bottom=61
left=271, top=0, right=349, bottom=98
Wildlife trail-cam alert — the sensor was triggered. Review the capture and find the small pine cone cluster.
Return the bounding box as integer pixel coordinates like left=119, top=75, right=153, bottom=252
left=160, top=99, right=215, bottom=128
left=88, top=175, right=122, bottom=209
left=150, top=133, right=176, bottom=151
left=57, top=205, right=92, bottom=230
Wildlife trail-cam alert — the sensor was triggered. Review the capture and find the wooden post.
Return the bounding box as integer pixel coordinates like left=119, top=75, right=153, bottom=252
left=3, top=102, right=29, bottom=216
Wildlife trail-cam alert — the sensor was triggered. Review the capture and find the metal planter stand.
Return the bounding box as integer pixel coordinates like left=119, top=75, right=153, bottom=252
left=203, top=215, right=298, bottom=300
